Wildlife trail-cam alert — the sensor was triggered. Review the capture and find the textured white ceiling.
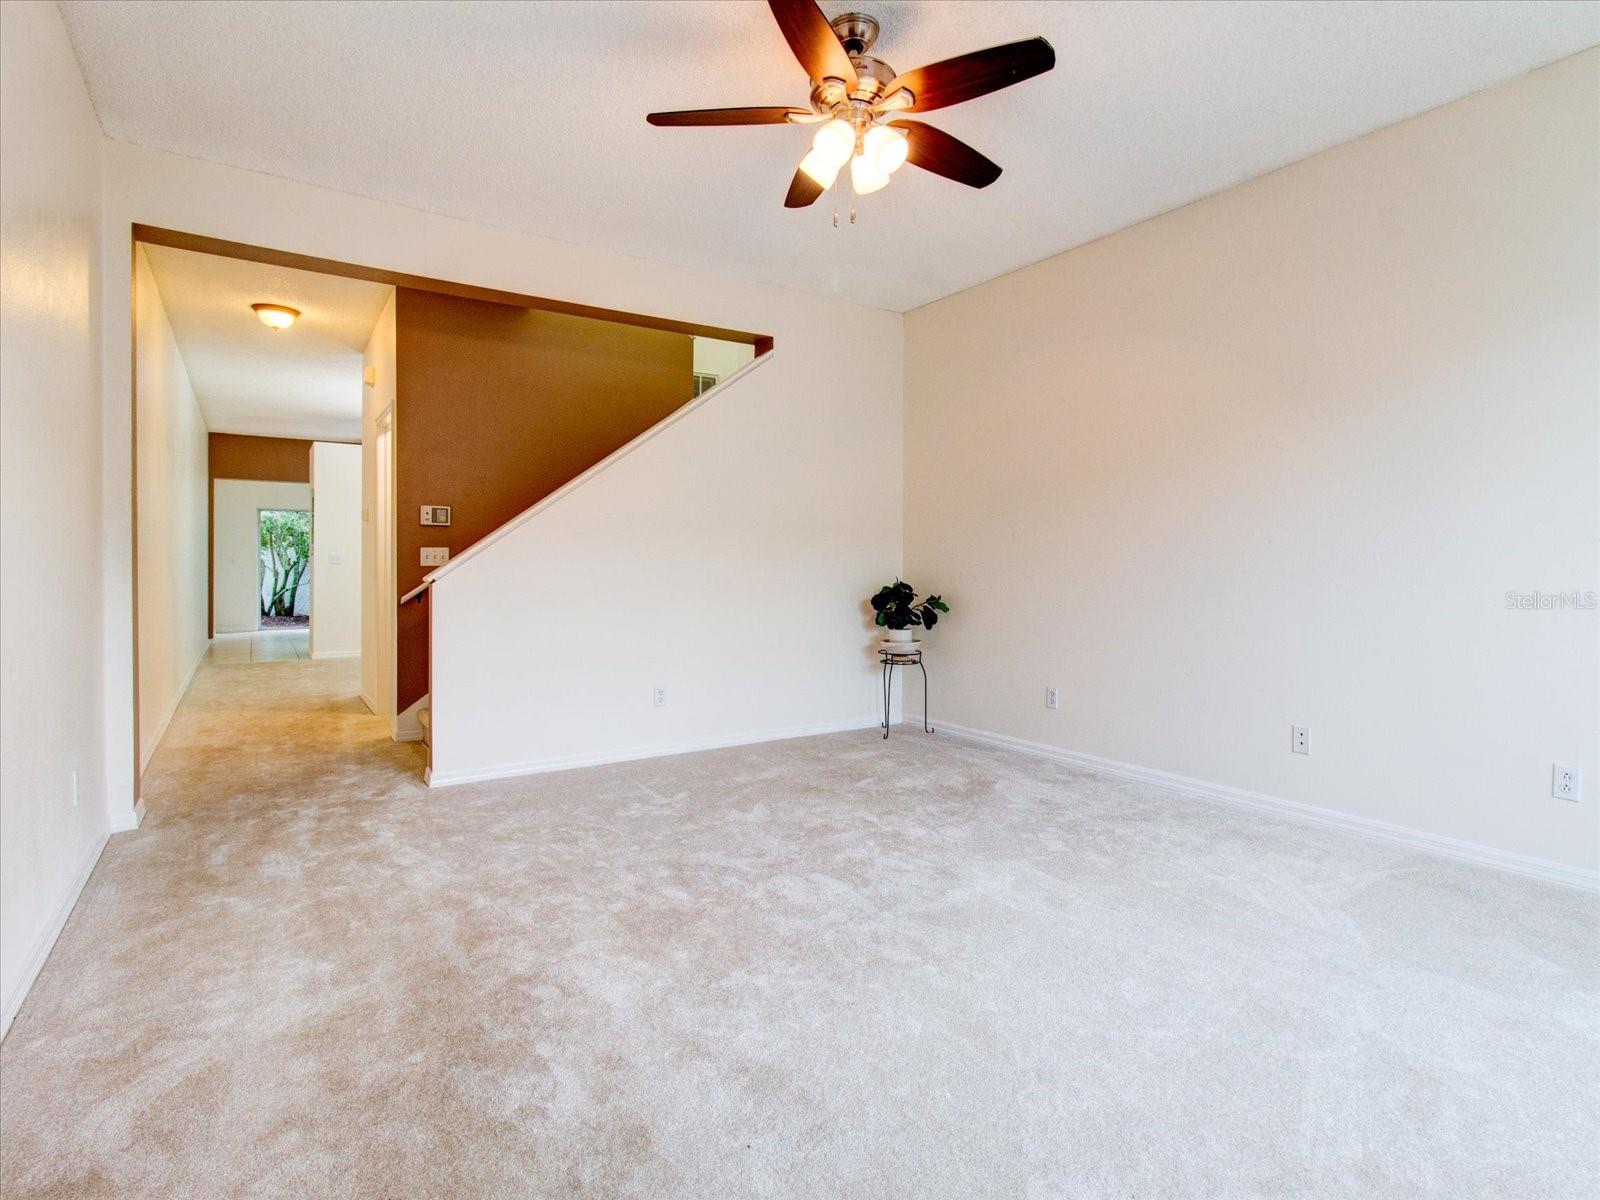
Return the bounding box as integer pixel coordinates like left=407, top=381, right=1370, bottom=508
left=141, top=244, right=391, bottom=442
left=68, top=1, right=1598, bottom=312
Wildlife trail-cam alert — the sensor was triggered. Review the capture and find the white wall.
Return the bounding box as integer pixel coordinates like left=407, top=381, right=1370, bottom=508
left=361, top=290, right=396, bottom=714
left=428, top=349, right=899, bottom=783
left=213, top=480, right=311, bottom=634
left=0, top=0, right=109, bottom=1036
left=310, top=441, right=361, bottom=659
left=905, top=51, right=1600, bottom=878
left=692, top=337, right=755, bottom=385
left=98, top=138, right=902, bottom=822
left=134, top=245, right=209, bottom=769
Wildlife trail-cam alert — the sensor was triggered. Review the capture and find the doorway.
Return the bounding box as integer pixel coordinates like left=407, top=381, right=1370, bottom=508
left=258, top=508, right=310, bottom=630
left=132, top=239, right=387, bottom=776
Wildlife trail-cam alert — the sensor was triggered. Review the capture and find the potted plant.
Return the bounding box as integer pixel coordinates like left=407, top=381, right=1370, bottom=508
left=869, top=580, right=949, bottom=643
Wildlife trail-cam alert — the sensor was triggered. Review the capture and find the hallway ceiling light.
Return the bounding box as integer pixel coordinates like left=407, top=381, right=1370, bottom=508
left=251, top=303, right=300, bottom=330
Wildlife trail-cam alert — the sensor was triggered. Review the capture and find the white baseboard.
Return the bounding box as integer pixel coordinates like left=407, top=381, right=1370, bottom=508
left=393, top=694, right=427, bottom=743
left=1, top=832, right=108, bottom=1040
left=138, top=643, right=207, bottom=773
left=109, top=797, right=146, bottom=833
left=928, top=719, right=1600, bottom=894
left=359, top=691, right=377, bottom=716
left=311, top=649, right=360, bottom=660
left=426, top=716, right=883, bottom=788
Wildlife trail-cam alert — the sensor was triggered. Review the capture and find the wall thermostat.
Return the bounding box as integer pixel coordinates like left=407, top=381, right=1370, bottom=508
left=420, top=505, right=452, bottom=526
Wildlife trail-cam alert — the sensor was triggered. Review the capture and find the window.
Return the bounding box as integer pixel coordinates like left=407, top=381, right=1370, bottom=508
left=692, top=371, right=719, bottom=398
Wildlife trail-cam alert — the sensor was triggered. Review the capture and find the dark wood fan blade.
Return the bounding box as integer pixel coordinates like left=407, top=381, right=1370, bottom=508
left=886, top=37, right=1055, bottom=113
left=647, top=107, right=810, bottom=127
left=784, top=167, right=825, bottom=209
left=891, top=120, right=1002, bottom=188
left=767, top=0, right=858, bottom=88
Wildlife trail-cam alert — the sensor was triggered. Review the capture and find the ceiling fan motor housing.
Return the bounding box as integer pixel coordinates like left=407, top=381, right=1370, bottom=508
left=831, top=12, right=880, bottom=56
left=828, top=13, right=900, bottom=106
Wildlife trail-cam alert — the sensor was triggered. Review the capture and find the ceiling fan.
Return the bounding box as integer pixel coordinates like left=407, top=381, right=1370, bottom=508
left=646, top=0, right=1055, bottom=210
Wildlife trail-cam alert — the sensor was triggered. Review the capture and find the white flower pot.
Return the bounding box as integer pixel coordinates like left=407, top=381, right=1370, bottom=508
left=883, top=628, right=916, bottom=643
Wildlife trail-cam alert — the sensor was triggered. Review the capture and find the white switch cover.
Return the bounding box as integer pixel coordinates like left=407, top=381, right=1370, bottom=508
left=653, top=687, right=666, bottom=707
left=420, top=547, right=449, bottom=567
left=329, top=552, right=343, bottom=565
left=1045, top=687, right=1059, bottom=710
left=1292, top=725, right=1311, bottom=755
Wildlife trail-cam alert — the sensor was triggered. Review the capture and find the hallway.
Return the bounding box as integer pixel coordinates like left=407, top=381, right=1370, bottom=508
left=0, top=653, right=430, bottom=1194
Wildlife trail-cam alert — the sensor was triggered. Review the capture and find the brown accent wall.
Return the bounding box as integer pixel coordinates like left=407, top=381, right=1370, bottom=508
left=394, top=288, right=694, bottom=711
left=207, top=433, right=314, bottom=637
left=209, top=432, right=314, bottom=484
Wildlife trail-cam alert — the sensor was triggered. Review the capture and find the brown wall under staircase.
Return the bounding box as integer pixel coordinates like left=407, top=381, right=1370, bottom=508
left=394, top=288, right=695, bottom=712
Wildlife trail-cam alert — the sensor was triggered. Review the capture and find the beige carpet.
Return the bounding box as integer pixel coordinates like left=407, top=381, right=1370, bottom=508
left=1, top=655, right=1596, bottom=1198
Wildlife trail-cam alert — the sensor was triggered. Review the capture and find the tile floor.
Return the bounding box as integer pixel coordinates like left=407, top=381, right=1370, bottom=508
left=205, top=628, right=311, bottom=663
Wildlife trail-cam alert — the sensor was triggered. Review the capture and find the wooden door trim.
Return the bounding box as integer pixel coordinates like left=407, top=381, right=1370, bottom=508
left=132, top=224, right=773, bottom=347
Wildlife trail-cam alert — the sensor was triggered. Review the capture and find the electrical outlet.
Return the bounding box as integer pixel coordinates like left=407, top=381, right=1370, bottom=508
left=419, top=547, right=449, bottom=567
left=1553, top=764, right=1581, bottom=802
left=1045, top=687, right=1059, bottom=710
left=653, top=687, right=666, bottom=708
left=1292, top=725, right=1311, bottom=755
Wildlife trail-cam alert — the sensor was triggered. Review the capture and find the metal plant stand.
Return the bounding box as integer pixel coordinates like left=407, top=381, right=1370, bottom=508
left=879, top=648, right=932, bottom=739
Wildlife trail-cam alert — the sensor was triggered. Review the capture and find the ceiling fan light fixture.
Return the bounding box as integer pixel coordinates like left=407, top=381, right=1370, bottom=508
left=850, top=152, right=890, bottom=196
left=251, top=302, right=300, bottom=330
left=810, top=118, right=856, bottom=168
left=863, top=125, right=909, bottom=174
left=798, top=147, right=844, bottom=189
left=644, top=1, right=1055, bottom=212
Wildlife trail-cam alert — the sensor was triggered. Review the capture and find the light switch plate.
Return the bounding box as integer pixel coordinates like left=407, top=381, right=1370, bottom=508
left=420, top=547, right=449, bottom=567
left=420, top=505, right=452, bottom=526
